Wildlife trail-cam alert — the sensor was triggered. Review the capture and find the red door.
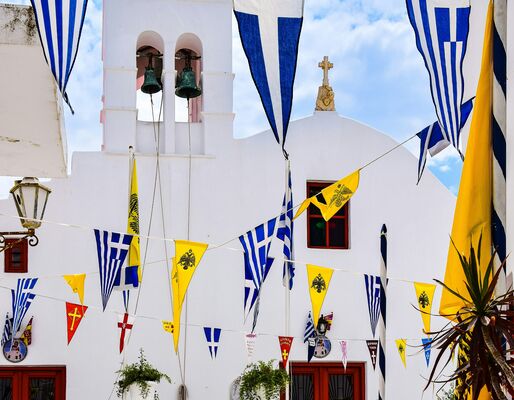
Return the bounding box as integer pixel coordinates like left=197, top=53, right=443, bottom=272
left=0, top=367, right=66, bottom=400
left=289, top=362, right=365, bottom=400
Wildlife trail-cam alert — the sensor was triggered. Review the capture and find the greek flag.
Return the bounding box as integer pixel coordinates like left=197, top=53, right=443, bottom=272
left=364, top=275, right=381, bottom=338
left=203, top=327, right=221, bottom=359
left=1, top=314, right=13, bottom=346
left=277, top=162, right=294, bottom=289
left=30, top=0, right=89, bottom=113
left=233, top=0, right=304, bottom=151
left=239, top=218, right=277, bottom=320
left=303, top=311, right=315, bottom=343
left=407, top=0, right=472, bottom=179
left=11, top=278, right=38, bottom=338
left=94, top=230, right=133, bottom=311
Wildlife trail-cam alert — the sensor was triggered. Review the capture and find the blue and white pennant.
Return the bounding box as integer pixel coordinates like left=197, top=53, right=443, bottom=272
left=30, top=0, right=89, bottom=113
left=233, top=0, right=303, bottom=151
left=203, top=327, right=221, bottom=359
left=11, top=278, right=37, bottom=345
left=94, top=230, right=133, bottom=311
left=364, top=274, right=381, bottom=338
left=1, top=313, right=13, bottom=346
left=277, top=161, right=295, bottom=289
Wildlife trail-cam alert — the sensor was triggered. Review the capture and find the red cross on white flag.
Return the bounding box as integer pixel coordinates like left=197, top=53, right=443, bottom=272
left=117, top=313, right=134, bottom=353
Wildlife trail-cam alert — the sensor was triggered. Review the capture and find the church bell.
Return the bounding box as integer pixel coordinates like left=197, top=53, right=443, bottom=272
left=141, top=54, right=162, bottom=95
left=175, top=50, right=202, bottom=99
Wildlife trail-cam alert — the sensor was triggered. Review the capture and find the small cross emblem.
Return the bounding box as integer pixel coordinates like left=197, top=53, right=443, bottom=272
left=282, top=349, right=289, bottom=360
left=68, top=307, right=82, bottom=331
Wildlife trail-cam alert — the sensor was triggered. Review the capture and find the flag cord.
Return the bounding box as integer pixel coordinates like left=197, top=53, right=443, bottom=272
left=359, top=133, right=417, bottom=172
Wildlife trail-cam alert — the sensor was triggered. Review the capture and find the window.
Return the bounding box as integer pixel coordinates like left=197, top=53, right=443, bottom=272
left=307, top=181, right=349, bottom=249
left=0, top=366, right=66, bottom=400
left=4, top=239, right=28, bottom=273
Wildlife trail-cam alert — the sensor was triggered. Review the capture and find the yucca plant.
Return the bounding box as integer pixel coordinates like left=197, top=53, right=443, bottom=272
left=425, top=236, right=514, bottom=400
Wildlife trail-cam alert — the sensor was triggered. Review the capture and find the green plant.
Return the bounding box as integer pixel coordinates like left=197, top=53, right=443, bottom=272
left=425, top=236, right=514, bottom=400
left=436, top=384, right=457, bottom=400
left=116, top=349, right=171, bottom=399
left=239, top=360, right=289, bottom=400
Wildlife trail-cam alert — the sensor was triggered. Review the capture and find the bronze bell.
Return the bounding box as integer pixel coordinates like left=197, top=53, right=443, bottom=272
left=141, top=66, right=162, bottom=95
left=175, top=66, right=202, bottom=99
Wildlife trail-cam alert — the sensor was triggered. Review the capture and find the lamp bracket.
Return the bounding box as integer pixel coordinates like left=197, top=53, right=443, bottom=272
left=0, top=229, right=38, bottom=253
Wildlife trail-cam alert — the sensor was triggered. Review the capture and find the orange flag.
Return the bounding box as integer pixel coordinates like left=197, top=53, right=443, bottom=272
left=66, top=302, right=87, bottom=345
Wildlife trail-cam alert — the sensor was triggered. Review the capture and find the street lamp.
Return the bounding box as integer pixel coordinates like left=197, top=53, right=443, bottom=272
left=0, top=177, right=51, bottom=252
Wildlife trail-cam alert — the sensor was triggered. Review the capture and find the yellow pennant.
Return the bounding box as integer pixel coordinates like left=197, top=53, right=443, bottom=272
left=162, top=320, right=174, bottom=334
left=171, top=258, right=181, bottom=352
left=395, top=339, right=407, bottom=368
left=63, top=274, right=86, bottom=305
left=127, top=156, right=141, bottom=281
left=414, top=282, right=436, bottom=335
left=307, top=265, right=333, bottom=323
left=294, top=170, right=359, bottom=221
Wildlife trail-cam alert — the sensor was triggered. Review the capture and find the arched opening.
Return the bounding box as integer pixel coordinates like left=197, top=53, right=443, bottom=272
left=136, top=31, right=164, bottom=122
left=175, top=33, right=203, bottom=123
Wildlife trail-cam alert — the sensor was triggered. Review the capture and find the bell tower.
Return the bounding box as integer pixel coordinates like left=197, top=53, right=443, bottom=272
left=101, top=0, right=233, bottom=155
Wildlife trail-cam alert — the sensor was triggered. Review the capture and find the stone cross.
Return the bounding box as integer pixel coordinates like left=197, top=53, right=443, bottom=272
left=318, top=56, right=333, bottom=86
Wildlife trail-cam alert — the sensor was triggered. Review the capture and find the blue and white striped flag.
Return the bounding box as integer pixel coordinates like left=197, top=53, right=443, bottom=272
left=30, top=0, right=89, bottom=113
left=94, top=230, right=133, bottom=311
left=239, top=218, right=277, bottom=321
left=233, top=0, right=304, bottom=151
left=1, top=313, right=13, bottom=346
left=407, top=0, right=472, bottom=180
left=364, top=274, right=381, bottom=338
left=203, top=327, right=221, bottom=359
left=303, top=311, right=315, bottom=343
left=277, top=162, right=294, bottom=289
left=11, top=278, right=37, bottom=338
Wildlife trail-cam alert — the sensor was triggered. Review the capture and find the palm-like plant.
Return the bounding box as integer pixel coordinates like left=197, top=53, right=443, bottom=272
left=425, top=236, right=514, bottom=400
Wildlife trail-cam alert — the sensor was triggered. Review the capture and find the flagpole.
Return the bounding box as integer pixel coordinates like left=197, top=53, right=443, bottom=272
left=284, top=159, right=291, bottom=400
left=378, top=224, right=387, bottom=400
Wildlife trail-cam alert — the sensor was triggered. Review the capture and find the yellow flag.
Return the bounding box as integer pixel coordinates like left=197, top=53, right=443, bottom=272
left=307, top=264, right=333, bottom=323
left=294, top=170, right=359, bottom=221
left=127, top=155, right=141, bottom=281
left=414, top=282, right=436, bottom=334
left=439, top=1, right=493, bottom=318
left=63, top=274, right=86, bottom=305
left=172, top=240, right=208, bottom=352
left=162, top=320, right=174, bottom=334
left=395, top=339, right=407, bottom=368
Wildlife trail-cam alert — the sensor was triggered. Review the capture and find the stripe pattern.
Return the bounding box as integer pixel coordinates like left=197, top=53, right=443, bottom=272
left=1, top=313, right=13, bottom=346
left=364, top=274, right=381, bottom=338
left=233, top=0, right=303, bottom=149
left=239, top=218, right=277, bottom=320
left=11, top=278, right=38, bottom=337
left=407, top=0, right=471, bottom=150
left=203, top=327, right=221, bottom=359
left=303, top=311, right=315, bottom=343
left=277, top=161, right=295, bottom=289
left=378, top=225, right=387, bottom=400
left=492, top=0, right=507, bottom=293
left=30, top=0, right=88, bottom=112
left=94, top=230, right=133, bottom=311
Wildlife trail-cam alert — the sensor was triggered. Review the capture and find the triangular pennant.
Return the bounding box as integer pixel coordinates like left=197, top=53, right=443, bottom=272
left=172, top=241, right=208, bottom=353
left=307, top=337, right=316, bottom=362
left=324, top=312, right=333, bottom=330
left=117, top=313, right=134, bottom=353
left=162, top=321, right=174, bottom=334
left=414, top=282, right=436, bottom=334
left=366, top=340, right=378, bottom=370
left=63, top=274, right=86, bottom=305
left=294, top=170, right=359, bottom=221
left=21, top=317, right=33, bottom=346
left=340, top=340, right=348, bottom=371
left=307, top=265, right=333, bottom=324
left=245, top=333, right=257, bottom=360
left=66, top=302, right=87, bottom=345
left=395, top=339, right=407, bottom=368
left=422, top=338, right=432, bottom=367
left=203, top=327, right=221, bottom=359
left=11, top=278, right=38, bottom=338
left=279, top=336, right=294, bottom=367
left=303, top=312, right=315, bottom=343
left=364, top=275, right=381, bottom=337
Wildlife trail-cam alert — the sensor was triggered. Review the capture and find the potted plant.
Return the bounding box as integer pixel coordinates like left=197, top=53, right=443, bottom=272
left=239, top=360, right=289, bottom=400
left=116, top=349, right=171, bottom=400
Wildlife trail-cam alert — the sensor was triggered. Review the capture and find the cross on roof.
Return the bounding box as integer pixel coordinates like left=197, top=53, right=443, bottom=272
left=318, top=56, right=333, bottom=86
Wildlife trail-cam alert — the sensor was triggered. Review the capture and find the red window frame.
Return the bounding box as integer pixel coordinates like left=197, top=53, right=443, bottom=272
left=0, top=366, right=66, bottom=400
left=306, top=181, right=350, bottom=249
left=282, top=362, right=365, bottom=400
left=4, top=239, right=28, bottom=273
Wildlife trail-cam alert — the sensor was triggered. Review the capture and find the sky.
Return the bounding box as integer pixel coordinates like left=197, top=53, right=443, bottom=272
left=0, top=0, right=482, bottom=197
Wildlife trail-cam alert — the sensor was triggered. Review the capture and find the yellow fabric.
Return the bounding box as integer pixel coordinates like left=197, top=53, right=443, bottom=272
left=307, top=264, right=333, bottom=323
left=127, top=156, right=141, bottom=281
left=172, top=241, right=208, bottom=353
left=294, top=170, right=360, bottom=221
left=162, top=320, right=174, bottom=334
left=414, top=282, right=436, bottom=334
left=63, top=274, right=86, bottom=305
left=395, top=339, right=407, bottom=368
left=439, top=1, right=493, bottom=319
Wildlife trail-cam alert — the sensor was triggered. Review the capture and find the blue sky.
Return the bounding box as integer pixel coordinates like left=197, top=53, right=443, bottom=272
left=3, top=0, right=471, bottom=195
